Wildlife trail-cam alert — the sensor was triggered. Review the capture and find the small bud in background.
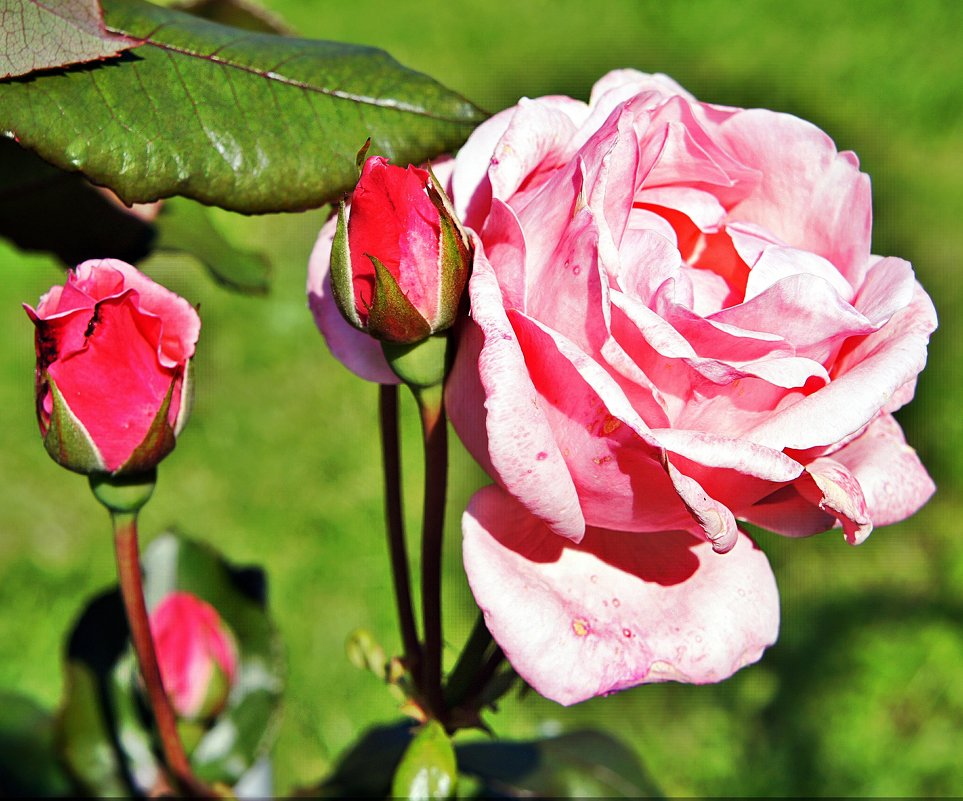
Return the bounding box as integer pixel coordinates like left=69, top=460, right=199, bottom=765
left=330, top=155, right=470, bottom=344
left=149, top=592, right=239, bottom=721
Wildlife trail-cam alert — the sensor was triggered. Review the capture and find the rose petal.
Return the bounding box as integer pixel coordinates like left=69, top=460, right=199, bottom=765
left=74, top=260, right=200, bottom=367
left=746, top=282, right=936, bottom=451
left=718, top=108, right=872, bottom=285
left=46, top=293, right=175, bottom=472
left=509, top=308, right=740, bottom=549
left=711, top=271, right=875, bottom=365
left=832, top=413, right=935, bottom=527
left=799, top=456, right=873, bottom=545
left=450, top=250, right=585, bottom=541
left=463, top=485, right=780, bottom=705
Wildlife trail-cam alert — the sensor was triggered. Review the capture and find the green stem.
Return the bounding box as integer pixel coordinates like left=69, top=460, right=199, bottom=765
left=415, top=383, right=448, bottom=722
left=460, top=646, right=510, bottom=711
left=112, top=513, right=213, bottom=798
left=444, top=612, right=494, bottom=708
left=379, top=384, right=422, bottom=676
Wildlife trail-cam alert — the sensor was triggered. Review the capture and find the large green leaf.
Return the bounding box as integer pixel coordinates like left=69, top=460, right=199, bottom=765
left=0, top=0, right=137, bottom=79
left=0, top=136, right=155, bottom=265
left=457, top=730, right=665, bottom=798
left=0, top=0, right=486, bottom=213
left=154, top=197, right=271, bottom=293
left=0, top=693, right=75, bottom=796
left=391, top=720, right=458, bottom=800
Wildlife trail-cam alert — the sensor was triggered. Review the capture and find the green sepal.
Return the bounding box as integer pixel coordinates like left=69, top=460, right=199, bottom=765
left=367, top=255, right=432, bottom=344
left=390, top=720, right=457, bottom=800
left=382, top=334, right=449, bottom=389
left=330, top=201, right=364, bottom=330
left=355, top=138, right=372, bottom=173
left=116, top=377, right=177, bottom=476
left=43, top=374, right=108, bottom=474
left=425, top=167, right=470, bottom=333
left=89, top=470, right=157, bottom=516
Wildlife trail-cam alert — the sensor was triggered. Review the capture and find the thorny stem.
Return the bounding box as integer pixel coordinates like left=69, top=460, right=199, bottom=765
left=379, top=384, right=422, bottom=680
left=112, top=513, right=214, bottom=798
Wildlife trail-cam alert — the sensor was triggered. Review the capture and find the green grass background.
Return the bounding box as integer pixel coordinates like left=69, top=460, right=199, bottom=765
left=2, top=0, right=962, bottom=795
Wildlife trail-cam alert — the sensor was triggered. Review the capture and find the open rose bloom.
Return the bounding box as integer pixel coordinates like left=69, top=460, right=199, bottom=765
left=312, top=71, right=936, bottom=705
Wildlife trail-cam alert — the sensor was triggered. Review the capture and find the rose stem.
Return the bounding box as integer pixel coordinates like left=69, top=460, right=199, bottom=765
left=444, top=611, right=494, bottom=708
left=414, top=383, right=448, bottom=722
left=113, top=512, right=213, bottom=798
left=379, top=384, right=422, bottom=678
left=458, top=646, right=512, bottom=715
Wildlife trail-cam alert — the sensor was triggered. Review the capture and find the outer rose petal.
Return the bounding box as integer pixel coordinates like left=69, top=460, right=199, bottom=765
left=45, top=293, right=176, bottom=472
left=74, top=260, right=200, bottom=367
left=832, top=413, right=935, bottom=526
left=452, top=247, right=584, bottom=541
left=307, top=213, right=399, bottom=385
left=463, top=485, right=780, bottom=705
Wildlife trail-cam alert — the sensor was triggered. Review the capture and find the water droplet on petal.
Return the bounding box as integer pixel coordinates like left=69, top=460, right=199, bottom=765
left=612, top=598, right=620, bottom=608
left=571, top=618, right=590, bottom=637
left=572, top=265, right=582, bottom=276
left=536, top=451, right=548, bottom=461
left=622, top=628, right=632, bottom=638
left=590, top=575, right=598, bottom=583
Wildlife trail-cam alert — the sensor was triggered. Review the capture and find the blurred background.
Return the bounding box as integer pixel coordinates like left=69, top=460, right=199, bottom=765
left=2, top=0, right=961, bottom=795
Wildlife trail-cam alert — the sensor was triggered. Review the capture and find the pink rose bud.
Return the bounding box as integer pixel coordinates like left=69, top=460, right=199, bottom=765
left=24, top=259, right=200, bottom=476
left=329, top=155, right=470, bottom=344
left=149, top=591, right=239, bottom=721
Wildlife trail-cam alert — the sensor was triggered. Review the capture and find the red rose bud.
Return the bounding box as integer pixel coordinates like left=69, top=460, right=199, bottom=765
left=24, top=259, right=200, bottom=477
left=149, top=592, right=239, bottom=721
left=330, top=155, right=470, bottom=344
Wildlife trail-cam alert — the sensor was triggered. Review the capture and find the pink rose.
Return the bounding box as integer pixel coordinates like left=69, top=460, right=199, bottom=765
left=322, top=155, right=470, bottom=346
left=149, top=591, right=239, bottom=721
left=25, top=259, right=200, bottom=476
left=445, top=71, right=936, bottom=704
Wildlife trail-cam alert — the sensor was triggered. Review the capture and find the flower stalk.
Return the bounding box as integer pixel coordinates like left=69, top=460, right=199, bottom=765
left=414, top=381, right=448, bottom=723
left=96, top=472, right=213, bottom=798
left=379, top=384, right=422, bottom=679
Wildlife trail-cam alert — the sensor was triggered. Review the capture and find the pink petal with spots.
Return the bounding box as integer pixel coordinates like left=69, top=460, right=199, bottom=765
left=448, top=250, right=584, bottom=541
left=462, top=485, right=780, bottom=705
left=507, top=309, right=739, bottom=549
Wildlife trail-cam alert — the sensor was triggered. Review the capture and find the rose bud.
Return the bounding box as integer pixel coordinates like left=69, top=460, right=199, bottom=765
left=149, top=591, right=239, bottom=721
left=329, top=155, right=471, bottom=344
left=24, top=259, right=200, bottom=477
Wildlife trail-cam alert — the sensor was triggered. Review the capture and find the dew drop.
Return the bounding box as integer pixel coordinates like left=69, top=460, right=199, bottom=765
left=572, top=265, right=582, bottom=276
left=536, top=451, right=548, bottom=461
left=622, top=628, right=632, bottom=638
left=612, top=598, right=620, bottom=608
left=590, top=574, right=598, bottom=584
